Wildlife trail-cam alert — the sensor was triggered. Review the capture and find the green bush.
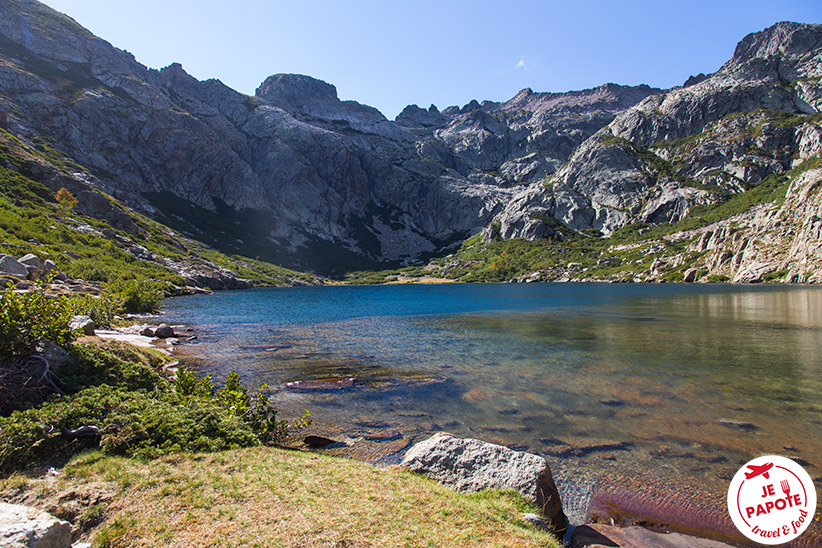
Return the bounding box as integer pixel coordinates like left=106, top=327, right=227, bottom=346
left=175, top=367, right=310, bottom=444
left=70, top=293, right=123, bottom=327
left=59, top=341, right=166, bottom=394
left=0, top=384, right=260, bottom=469
left=0, top=354, right=310, bottom=470
left=762, top=269, right=789, bottom=283
left=0, top=285, right=129, bottom=357
left=0, top=284, right=76, bottom=355
left=109, top=279, right=164, bottom=313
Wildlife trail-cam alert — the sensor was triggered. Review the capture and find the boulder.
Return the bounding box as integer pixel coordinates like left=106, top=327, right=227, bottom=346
left=153, top=324, right=175, bottom=338
left=140, top=326, right=155, bottom=337
left=18, top=254, right=44, bottom=269
left=0, top=502, right=72, bottom=548
left=400, top=433, right=567, bottom=531
left=18, top=254, right=45, bottom=280
left=0, top=255, right=28, bottom=278
left=68, top=315, right=95, bottom=336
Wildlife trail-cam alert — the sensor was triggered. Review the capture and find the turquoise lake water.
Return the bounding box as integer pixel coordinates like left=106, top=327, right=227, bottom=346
left=163, top=283, right=822, bottom=531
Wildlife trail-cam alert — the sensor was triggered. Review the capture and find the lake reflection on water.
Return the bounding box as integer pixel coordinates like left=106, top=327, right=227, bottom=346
left=163, top=283, right=822, bottom=531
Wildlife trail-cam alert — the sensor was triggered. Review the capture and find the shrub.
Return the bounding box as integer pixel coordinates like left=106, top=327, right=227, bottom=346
left=0, top=384, right=260, bottom=470
left=54, top=187, right=78, bottom=212
left=0, top=355, right=309, bottom=470
left=762, top=269, right=789, bottom=283
left=0, top=282, right=132, bottom=357
left=175, top=367, right=310, bottom=444
left=109, top=278, right=164, bottom=313
left=58, top=341, right=166, bottom=394
left=70, top=293, right=123, bottom=327
left=0, top=284, right=76, bottom=355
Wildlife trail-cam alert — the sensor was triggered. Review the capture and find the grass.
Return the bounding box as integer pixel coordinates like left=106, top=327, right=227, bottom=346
left=1, top=448, right=562, bottom=548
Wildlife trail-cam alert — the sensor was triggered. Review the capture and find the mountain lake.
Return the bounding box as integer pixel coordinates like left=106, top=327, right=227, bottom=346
left=163, top=283, right=822, bottom=538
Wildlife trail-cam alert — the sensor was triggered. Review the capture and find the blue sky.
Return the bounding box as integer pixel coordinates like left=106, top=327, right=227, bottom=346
left=43, top=0, right=822, bottom=118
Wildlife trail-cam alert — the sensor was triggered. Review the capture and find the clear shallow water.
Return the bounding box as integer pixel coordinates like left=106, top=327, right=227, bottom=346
left=163, top=283, right=822, bottom=534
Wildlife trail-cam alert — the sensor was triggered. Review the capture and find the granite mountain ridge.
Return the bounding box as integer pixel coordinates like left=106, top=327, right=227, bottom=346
left=0, top=0, right=820, bottom=280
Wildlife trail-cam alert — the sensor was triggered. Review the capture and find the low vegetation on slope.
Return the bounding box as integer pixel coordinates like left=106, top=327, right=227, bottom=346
left=0, top=130, right=318, bottom=289
left=0, top=292, right=309, bottom=469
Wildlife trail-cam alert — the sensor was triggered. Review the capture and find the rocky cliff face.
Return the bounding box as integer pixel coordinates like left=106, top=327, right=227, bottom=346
left=493, top=22, right=822, bottom=246
left=0, top=1, right=819, bottom=279
left=683, top=165, right=822, bottom=283
left=0, top=0, right=659, bottom=273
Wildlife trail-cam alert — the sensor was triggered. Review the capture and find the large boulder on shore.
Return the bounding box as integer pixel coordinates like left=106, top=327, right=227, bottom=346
left=401, top=433, right=567, bottom=531
left=0, top=502, right=72, bottom=548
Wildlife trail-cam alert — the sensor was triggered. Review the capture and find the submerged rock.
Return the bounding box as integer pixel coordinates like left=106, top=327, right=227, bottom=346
left=285, top=377, right=359, bottom=391
left=716, top=419, right=758, bottom=432
left=571, top=524, right=737, bottom=548
left=303, top=435, right=341, bottom=447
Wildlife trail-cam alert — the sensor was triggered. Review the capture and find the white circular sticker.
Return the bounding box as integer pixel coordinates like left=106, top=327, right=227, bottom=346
left=728, top=455, right=817, bottom=545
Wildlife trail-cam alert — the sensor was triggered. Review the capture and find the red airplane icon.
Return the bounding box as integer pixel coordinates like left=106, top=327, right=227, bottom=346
left=745, top=462, right=774, bottom=480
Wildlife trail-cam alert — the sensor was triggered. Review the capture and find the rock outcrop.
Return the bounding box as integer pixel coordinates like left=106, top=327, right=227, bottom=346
left=0, top=502, right=72, bottom=548
left=684, top=166, right=822, bottom=283
left=400, top=433, right=567, bottom=531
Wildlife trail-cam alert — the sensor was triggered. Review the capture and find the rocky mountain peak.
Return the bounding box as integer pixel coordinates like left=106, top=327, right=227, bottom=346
left=731, top=22, right=822, bottom=64
left=461, top=99, right=482, bottom=113
left=500, top=83, right=661, bottom=115
left=160, top=62, right=187, bottom=76
left=395, top=103, right=446, bottom=127
left=255, top=73, right=339, bottom=110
